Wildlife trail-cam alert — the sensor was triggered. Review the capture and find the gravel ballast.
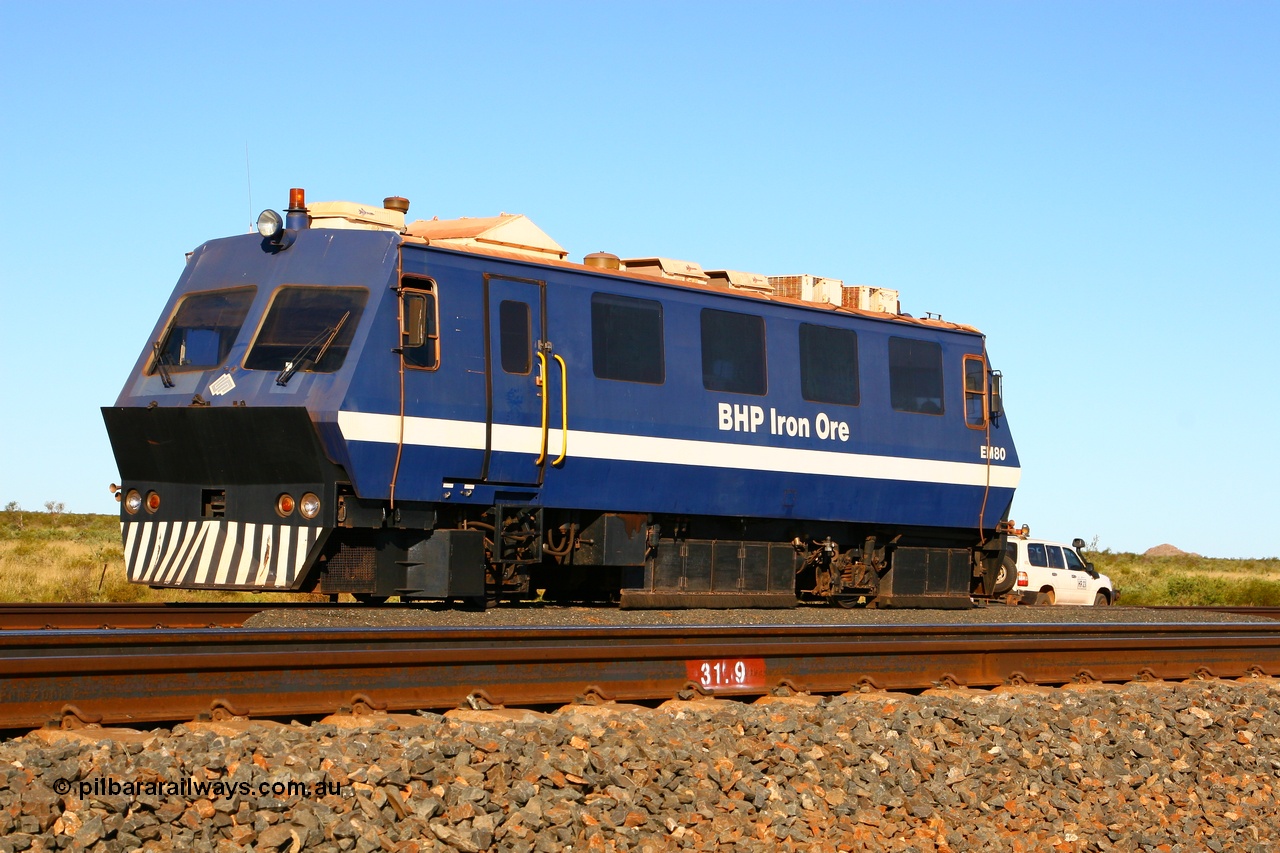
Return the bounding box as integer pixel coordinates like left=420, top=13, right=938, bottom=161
left=4, top=676, right=1279, bottom=852
left=241, top=603, right=1278, bottom=631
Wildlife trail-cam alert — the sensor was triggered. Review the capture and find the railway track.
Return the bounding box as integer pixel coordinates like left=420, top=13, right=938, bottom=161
left=4, top=615, right=1280, bottom=732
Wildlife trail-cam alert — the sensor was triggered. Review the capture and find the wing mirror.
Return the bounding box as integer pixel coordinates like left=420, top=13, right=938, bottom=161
left=988, top=369, right=1003, bottom=426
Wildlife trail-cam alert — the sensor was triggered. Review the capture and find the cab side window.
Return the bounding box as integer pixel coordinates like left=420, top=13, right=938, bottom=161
left=1064, top=549, right=1086, bottom=571
left=1027, top=543, right=1048, bottom=567
left=401, top=280, right=439, bottom=370
left=1046, top=546, right=1066, bottom=569
left=963, top=354, right=987, bottom=428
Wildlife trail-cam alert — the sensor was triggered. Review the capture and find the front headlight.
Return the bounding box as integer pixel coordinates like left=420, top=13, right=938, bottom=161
left=124, top=489, right=143, bottom=515
left=299, top=492, right=321, bottom=520
left=257, top=209, right=284, bottom=239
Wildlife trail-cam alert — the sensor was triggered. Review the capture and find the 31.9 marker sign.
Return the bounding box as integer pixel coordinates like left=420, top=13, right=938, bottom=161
left=685, top=658, right=766, bottom=692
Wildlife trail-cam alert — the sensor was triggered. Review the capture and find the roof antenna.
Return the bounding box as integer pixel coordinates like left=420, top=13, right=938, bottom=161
left=245, top=143, right=254, bottom=234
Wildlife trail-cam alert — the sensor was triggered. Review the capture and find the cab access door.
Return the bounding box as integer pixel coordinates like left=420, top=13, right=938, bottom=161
left=482, top=273, right=557, bottom=486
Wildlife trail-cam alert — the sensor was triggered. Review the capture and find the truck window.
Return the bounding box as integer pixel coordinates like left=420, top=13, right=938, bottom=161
left=245, top=286, right=368, bottom=373
left=151, top=287, right=256, bottom=374
left=499, top=300, right=531, bottom=374
left=1027, top=543, right=1048, bottom=568
left=701, top=309, right=766, bottom=395
left=591, top=293, right=664, bottom=383
left=1047, top=546, right=1066, bottom=569
left=888, top=337, right=944, bottom=414
left=1064, top=549, right=1086, bottom=571
left=800, top=323, right=859, bottom=406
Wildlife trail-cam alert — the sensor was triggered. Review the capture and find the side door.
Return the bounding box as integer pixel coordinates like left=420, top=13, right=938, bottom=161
left=1044, top=545, right=1081, bottom=604
left=483, top=274, right=548, bottom=486
left=1025, top=542, right=1050, bottom=598
left=1062, top=547, right=1093, bottom=602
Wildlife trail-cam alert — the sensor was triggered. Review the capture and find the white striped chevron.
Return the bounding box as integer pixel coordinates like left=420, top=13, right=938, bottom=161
left=122, top=520, right=324, bottom=589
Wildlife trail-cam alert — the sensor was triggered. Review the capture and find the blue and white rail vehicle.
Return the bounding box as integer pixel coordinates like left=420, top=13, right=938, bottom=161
left=103, top=189, right=1021, bottom=609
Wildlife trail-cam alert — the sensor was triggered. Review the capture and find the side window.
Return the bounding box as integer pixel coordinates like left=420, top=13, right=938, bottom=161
left=800, top=323, right=859, bottom=406
left=701, top=309, right=766, bottom=395
left=499, top=300, right=531, bottom=374
left=1004, top=542, right=1017, bottom=564
left=591, top=293, right=664, bottom=384
left=1027, top=543, right=1048, bottom=567
left=888, top=337, right=944, bottom=414
left=964, top=354, right=987, bottom=428
left=402, top=281, right=439, bottom=370
left=244, top=286, right=368, bottom=373
left=152, top=287, right=256, bottom=374
left=1047, top=546, right=1066, bottom=569
left=1064, top=549, right=1086, bottom=571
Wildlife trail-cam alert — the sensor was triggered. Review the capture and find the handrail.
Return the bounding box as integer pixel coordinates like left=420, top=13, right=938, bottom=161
left=535, top=351, right=550, bottom=465
left=552, top=354, right=568, bottom=466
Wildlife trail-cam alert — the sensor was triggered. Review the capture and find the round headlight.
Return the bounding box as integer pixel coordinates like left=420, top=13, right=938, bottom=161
left=299, top=492, right=321, bottom=520
left=276, top=493, right=296, bottom=517
left=257, top=209, right=284, bottom=239
left=124, top=489, right=143, bottom=515
left=145, top=491, right=161, bottom=513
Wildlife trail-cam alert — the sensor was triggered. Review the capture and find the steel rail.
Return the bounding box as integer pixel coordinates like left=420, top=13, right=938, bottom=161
left=1147, top=605, right=1280, bottom=620
left=4, top=620, right=1280, bottom=731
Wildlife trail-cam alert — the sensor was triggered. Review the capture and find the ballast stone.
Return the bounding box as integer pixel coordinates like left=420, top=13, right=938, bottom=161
left=3, top=679, right=1280, bottom=851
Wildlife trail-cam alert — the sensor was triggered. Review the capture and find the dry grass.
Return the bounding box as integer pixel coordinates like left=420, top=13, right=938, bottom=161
left=0, top=509, right=315, bottom=603
left=1090, top=551, right=1280, bottom=606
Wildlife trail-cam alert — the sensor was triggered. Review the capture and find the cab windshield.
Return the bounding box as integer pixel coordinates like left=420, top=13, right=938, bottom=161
left=151, top=287, right=256, bottom=374
left=244, top=286, right=368, bottom=373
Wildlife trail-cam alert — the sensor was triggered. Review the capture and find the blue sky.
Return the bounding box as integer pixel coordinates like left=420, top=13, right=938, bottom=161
left=1, top=2, right=1276, bottom=557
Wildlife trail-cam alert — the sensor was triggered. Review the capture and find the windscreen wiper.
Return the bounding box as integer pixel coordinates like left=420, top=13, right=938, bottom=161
left=152, top=341, right=175, bottom=388
left=275, top=311, right=350, bottom=386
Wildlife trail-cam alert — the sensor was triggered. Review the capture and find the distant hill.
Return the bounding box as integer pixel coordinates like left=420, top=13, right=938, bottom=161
left=1143, top=544, right=1202, bottom=558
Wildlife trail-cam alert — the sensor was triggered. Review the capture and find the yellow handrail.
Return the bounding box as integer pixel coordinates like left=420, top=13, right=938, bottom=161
left=535, top=351, right=549, bottom=466
left=552, top=354, right=568, bottom=466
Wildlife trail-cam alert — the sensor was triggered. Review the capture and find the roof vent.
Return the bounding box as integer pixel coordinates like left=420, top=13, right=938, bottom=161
left=307, top=201, right=406, bottom=232
left=584, top=251, right=621, bottom=270
left=767, top=274, right=845, bottom=304
left=841, top=285, right=900, bottom=314
left=404, top=214, right=568, bottom=261
left=706, top=269, right=771, bottom=294
left=621, top=257, right=708, bottom=283
left=383, top=196, right=410, bottom=214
